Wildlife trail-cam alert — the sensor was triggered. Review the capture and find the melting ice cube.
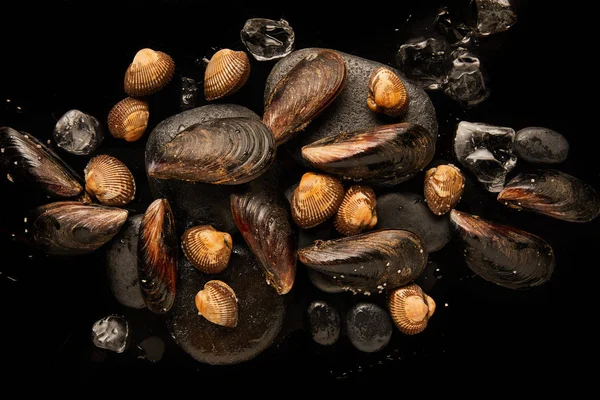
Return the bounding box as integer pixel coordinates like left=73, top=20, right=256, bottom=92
left=53, top=109, right=104, bottom=156
left=91, top=315, right=130, bottom=353
left=444, top=48, right=489, bottom=107
left=241, top=18, right=295, bottom=61
left=396, top=37, right=450, bottom=90
left=475, top=0, right=517, bottom=36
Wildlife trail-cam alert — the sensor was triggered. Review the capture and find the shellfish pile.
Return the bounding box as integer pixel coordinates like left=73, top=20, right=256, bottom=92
left=1, top=26, right=598, bottom=368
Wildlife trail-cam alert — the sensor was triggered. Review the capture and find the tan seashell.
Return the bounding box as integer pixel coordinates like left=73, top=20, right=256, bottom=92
left=334, top=185, right=378, bottom=236
left=204, top=49, right=251, bottom=101
left=367, top=67, right=409, bottom=117
left=84, top=155, right=136, bottom=206
left=388, top=283, right=435, bottom=335
left=195, top=280, right=238, bottom=328
left=107, top=97, right=149, bottom=142
left=291, top=172, right=344, bottom=229
left=124, top=48, right=175, bottom=97
left=424, top=164, right=465, bottom=215
left=182, top=225, right=232, bottom=274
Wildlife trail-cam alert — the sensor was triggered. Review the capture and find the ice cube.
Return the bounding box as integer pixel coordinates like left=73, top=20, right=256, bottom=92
left=444, top=48, right=489, bottom=107
left=475, top=0, right=517, bottom=36
left=241, top=18, right=295, bottom=61
left=53, top=109, right=104, bottom=155
left=91, top=315, right=130, bottom=353
left=180, top=77, right=199, bottom=110
left=396, top=37, right=450, bottom=90
left=435, top=7, right=475, bottom=46
left=454, top=121, right=517, bottom=192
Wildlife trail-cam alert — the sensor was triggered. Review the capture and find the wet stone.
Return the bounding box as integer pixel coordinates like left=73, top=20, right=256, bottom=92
left=514, top=127, right=569, bottom=164
left=306, top=300, right=341, bottom=346
left=346, top=303, right=393, bottom=353
left=53, top=109, right=104, bottom=155
left=475, top=0, right=517, bottom=36
left=241, top=18, right=295, bottom=61
left=435, top=7, right=475, bottom=46
left=138, top=336, right=165, bottom=363
left=396, top=38, right=450, bottom=91
left=444, top=48, right=489, bottom=108
left=454, top=121, right=517, bottom=192
left=91, top=315, right=130, bottom=353
left=180, top=77, right=199, bottom=110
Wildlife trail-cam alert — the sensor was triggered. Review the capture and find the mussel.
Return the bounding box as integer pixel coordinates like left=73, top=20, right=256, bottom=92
left=204, top=49, right=251, bottom=101
left=84, top=155, right=136, bottom=206
left=138, top=199, right=178, bottom=314
left=181, top=225, right=232, bottom=274
left=107, top=97, right=150, bottom=142
left=424, top=164, right=465, bottom=215
left=29, top=201, right=128, bottom=255
left=298, top=229, right=427, bottom=293
left=124, top=48, right=175, bottom=97
left=195, top=280, right=238, bottom=328
left=290, top=172, right=344, bottom=229
left=263, top=49, right=346, bottom=145
left=231, top=189, right=297, bottom=295
left=388, top=283, right=435, bottom=335
left=497, top=170, right=600, bottom=223
left=1, top=127, right=85, bottom=199
left=301, top=122, right=435, bottom=187
left=367, top=67, right=409, bottom=117
left=334, top=185, right=377, bottom=236
left=148, top=117, right=276, bottom=184
left=449, top=209, right=555, bottom=289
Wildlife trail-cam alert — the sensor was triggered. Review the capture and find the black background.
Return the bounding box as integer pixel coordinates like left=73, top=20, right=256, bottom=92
left=0, top=0, right=595, bottom=387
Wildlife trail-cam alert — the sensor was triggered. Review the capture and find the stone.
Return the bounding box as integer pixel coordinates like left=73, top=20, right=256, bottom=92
left=346, top=303, right=393, bottom=353
left=241, top=18, right=295, bottom=61
left=53, top=109, right=104, bottom=155
left=91, top=315, right=130, bottom=353
left=138, top=336, right=165, bottom=363
left=265, top=48, right=438, bottom=166
left=514, top=127, right=569, bottom=164
left=396, top=38, right=450, bottom=91
left=475, top=0, right=517, bottom=36
left=306, top=300, right=341, bottom=346
left=444, top=48, right=489, bottom=107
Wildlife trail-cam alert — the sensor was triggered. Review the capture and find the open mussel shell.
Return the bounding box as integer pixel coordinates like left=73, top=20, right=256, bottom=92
left=195, top=280, right=238, bottom=328
left=148, top=117, right=275, bottom=184
left=424, top=164, right=465, bottom=216
left=388, top=283, right=435, bottom=335
left=182, top=225, right=232, bottom=274
left=497, top=169, right=600, bottom=223
left=231, top=189, right=297, bottom=295
left=204, top=49, right=251, bottom=101
left=84, top=155, right=135, bottom=206
left=301, top=122, right=435, bottom=187
left=1, top=127, right=84, bottom=199
left=450, top=209, right=555, bottom=289
left=263, top=49, right=346, bottom=145
left=29, top=201, right=128, bottom=255
left=334, top=185, right=377, bottom=236
left=298, top=229, right=427, bottom=293
left=124, top=48, right=175, bottom=97
left=138, top=199, right=178, bottom=314
left=291, top=172, right=344, bottom=229
left=107, top=98, right=149, bottom=142
left=367, top=67, right=409, bottom=117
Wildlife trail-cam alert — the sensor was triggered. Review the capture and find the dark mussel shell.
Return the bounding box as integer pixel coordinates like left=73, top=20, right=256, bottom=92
left=497, top=169, right=600, bottom=223
left=138, top=199, right=178, bottom=314
left=29, top=201, right=128, bottom=255
left=449, top=210, right=555, bottom=289
left=231, top=189, right=297, bottom=295
left=1, top=127, right=84, bottom=199
left=263, top=49, right=346, bottom=145
left=298, top=229, right=427, bottom=294
left=301, top=122, right=435, bottom=187
left=148, top=117, right=275, bottom=184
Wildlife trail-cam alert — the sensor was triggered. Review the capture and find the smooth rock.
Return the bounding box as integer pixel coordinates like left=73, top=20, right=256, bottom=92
left=138, top=336, right=165, bottom=363
left=306, top=300, right=341, bottom=346
left=346, top=303, right=393, bottom=353
left=145, top=105, right=260, bottom=233
left=375, top=192, right=451, bottom=253
left=514, top=127, right=569, bottom=164
left=166, top=243, right=285, bottom=365
left=265, top=48, right=437, bottom=166
left=104, top=214, right=145, bottom=309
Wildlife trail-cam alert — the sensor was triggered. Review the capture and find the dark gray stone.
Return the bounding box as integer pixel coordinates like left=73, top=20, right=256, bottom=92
left=138, top=336, right=165, bottom=363
left=264, top=48, right=438, bottom=166
left=514, top=127, right=569, bottom=164
left=376, top=192, right=451, bottom=253
left=145, top=105, right=260, bottom=233
left=166, top=243, right=285, bottom=365
left=104, top=214, right=145, bottom=309
left=306, top=300, right=341, bottom=346
left=346, top=303, right=393, bottom=353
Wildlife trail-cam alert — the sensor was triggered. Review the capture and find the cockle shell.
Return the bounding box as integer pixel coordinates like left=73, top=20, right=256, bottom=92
left=107, top=97, right=150, bottom=142
left=388, top=283, right=435, bottom=335
left=424, top=164, right=465, bottom=215
left=181, top=225, right=232, bottom=274
left=195, top=280, right=238, bottom=328
left=334, top=185, right=377, bottom=236
left=290, top=172, right=344, bottom=229
left=84, top=155, right=136, bottom=206
left=204, top=49, right=251, bottom=101
left=124, top=48, right=175, bottom=97
left=367, top=67, right=409, bottom=117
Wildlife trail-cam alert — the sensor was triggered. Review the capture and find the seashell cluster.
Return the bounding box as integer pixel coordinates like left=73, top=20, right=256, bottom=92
left=182, top=225, right=232, bottom=274
left=291, top=172, right=344, bottom=229
left=107, top=97, right=150, bottom=142
left=204, top=49, right=251, bottom=101
left=84, top=155, right=136, bottom=206
left=423, top=164, right=465, bottom=215
left=124, top=48, right=175, bottom=97
left=195, top=280, right=238, bottom=328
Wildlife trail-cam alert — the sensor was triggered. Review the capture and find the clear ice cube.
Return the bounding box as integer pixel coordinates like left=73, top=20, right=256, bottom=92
left=241, top=18, right=295, bottom=61
left=53, top=109, right=104, bottom=155
left=180, top=77, right=199, bottom=110
left=396, top=37, right=450, bottom=90
left=444, top=48, right=489, bottom=107
left=91, top=315, right=130, bottom=353
left=435, top=7, right=475, bottom=46
left=475, top=0, right=517, bottom=36
left=454, top=121, right=517, bottom=192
